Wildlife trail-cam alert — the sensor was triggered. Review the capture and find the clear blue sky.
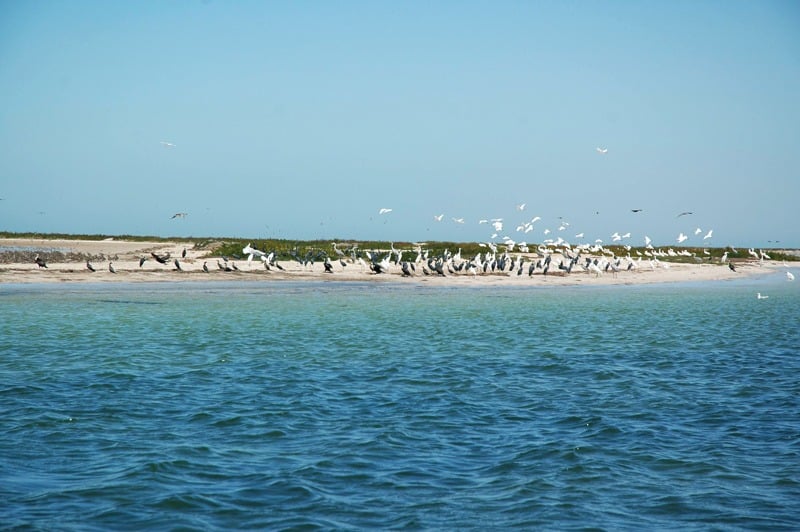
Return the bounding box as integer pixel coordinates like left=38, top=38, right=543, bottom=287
left=1, top=1, right=798, bottom=248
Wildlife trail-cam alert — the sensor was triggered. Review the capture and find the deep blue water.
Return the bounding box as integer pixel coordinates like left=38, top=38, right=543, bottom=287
left=2, top=272, right=799, bottom=530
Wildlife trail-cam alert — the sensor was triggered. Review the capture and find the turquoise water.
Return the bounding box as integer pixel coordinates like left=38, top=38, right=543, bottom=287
left=2, top=274, right=799, bottom=530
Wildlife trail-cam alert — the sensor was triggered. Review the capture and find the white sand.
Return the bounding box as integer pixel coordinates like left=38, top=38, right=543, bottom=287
left=0, top=237, right=781, bottom=286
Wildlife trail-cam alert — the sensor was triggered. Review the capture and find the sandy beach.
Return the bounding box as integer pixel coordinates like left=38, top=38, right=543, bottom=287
left=0, top=237, right=788, bottom=286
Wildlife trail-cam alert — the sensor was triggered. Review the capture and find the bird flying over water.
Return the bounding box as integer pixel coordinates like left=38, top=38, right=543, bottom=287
left=596, top=147, right=608, bottom=154
left=433, top=214, right=444, bottom=221
left=378, top=208, right=392, bottom=215
left=788, top=271, right=795, bottom=281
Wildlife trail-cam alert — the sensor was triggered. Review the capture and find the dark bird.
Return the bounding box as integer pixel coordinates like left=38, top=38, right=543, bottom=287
left=231, top=262, right=239, bottom=271
left=151, top=252, right=169, bottom=264
left=108, top=262, right=117, bottom=274
left=677, top=211, right=693, bottom=217
left=174, top=259, right=183, bottom=271
left=34, top=256, right=47, bottom=269
left=202, top=261, right=209, bottom=273
left=171, top=212, right=188, bottom=219
left=728, top=262, right=736, bottom=272
left=139, top=256, right=147, bottom=268
left=323, top=257, right=334, bottom=273
left=631, top=209, right=643, bottom=213
left=86, top=260, right=96, bottom=272
left=181, top=248, right=187, bottom=258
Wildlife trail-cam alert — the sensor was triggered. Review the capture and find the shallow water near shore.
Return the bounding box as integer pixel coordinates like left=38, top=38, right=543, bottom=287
left=2, top=274, right=799, bottom=529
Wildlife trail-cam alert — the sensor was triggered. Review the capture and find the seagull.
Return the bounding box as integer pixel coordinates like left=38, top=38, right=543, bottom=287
left=452, top=217, right=465, bottom=224
left=788, top=271, right=795, bottom=281
left=171, top=212, right=188, bottom=219
left=160, top=141, right=176, bottom=148
left=677, top=211, right=693, bottom=217
left=756, top=293, right=769, bottom=300
left=596, top=147, right=608, bottom=154
left=433, top=214, right=444, bottom=221
left=703, top=229, right=713, bottom=240
left=516, top=203, right=526, bottom=211
left=677, top=233, right=688, bottom=244
left=378, top=208, right=392, bottom=215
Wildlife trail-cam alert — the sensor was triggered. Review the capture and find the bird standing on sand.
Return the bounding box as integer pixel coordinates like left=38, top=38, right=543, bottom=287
left=203, top=262, right=209, bottom=273
left=86, top=260, right=96, bottom=272
left=728, top=262, right=736, bottom=272
left=108, top=262, right=117, bottom=274
left=174, top=259, right=183, bottom=271
left=34, top=256, right=47, bottom=269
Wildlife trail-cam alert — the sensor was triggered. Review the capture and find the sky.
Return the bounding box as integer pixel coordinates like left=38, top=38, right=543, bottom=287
left=1, top=1, right=799, bottom=248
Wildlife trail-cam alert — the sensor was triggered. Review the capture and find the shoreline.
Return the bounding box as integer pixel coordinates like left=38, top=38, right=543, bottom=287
left=0, top=237, right=788, bottom=286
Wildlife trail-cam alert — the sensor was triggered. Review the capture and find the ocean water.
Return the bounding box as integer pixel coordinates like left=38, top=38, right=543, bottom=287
left=1, top=273, right=799, bottom=530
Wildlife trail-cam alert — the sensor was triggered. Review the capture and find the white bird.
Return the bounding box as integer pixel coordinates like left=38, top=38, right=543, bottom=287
left=677, top=233, right=688, bottom=244
left=160, top=141, right=176, bottom=148
left=644, top=236, right=652, bottom=246
left=433, top=214, right=444, bottom=222
left=516, top=203, right=526, bottom=211
left=378, top=208, right=392, bottom=215
left=788, top=271, right=795, bottom=281
left=452, top=217, right=465, bottom=224
left=756, top=293, right=769, bottom=300
left=596, top=147, right=608, bottom=154
left=575, top=232, right=584, bottom=239
left=703, top=229, right=713, bottom=240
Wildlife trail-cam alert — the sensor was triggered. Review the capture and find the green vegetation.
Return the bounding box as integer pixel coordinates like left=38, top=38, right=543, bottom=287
left=1, top=232, right=797, bottom=262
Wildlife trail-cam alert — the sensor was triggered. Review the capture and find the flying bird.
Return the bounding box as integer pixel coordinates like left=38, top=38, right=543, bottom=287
left=160, top=141, right=176, bottom=148
left=433, top=214, right=444, bottom=221
left=756, top=293, right=769, bottom=300
left=596, top=147, right=608, bottom=154
left=171, top=212, right=188, bottom=219
left=516, top=203, right=526, bottom=211
left=677, top=211, right=693, bottom=217
left=677, top=233, right=688, bottom=244
left=378, top=208, right=392, bottom=215
left=631, top=209, right=643, bottom=213
left=703, top=229, right=713, bottom=240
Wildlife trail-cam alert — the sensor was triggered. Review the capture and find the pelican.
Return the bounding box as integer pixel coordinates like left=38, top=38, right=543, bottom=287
left=788, top=271, right=795, bottom=281
left=596, top=147, right=608, bottom=154
left=378, top=208, right=392, bottom=215
left=108, top=262, right=117, bottom=274
left=86, top=260, right=96, bottom=272
left=756, top=293, right=769, bottom=300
